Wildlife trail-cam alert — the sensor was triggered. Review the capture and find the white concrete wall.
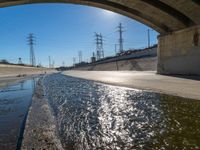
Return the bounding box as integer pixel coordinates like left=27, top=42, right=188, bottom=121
left=74, top=57, right=157, bottom=71
left=158, top=25, right=200, bottom=75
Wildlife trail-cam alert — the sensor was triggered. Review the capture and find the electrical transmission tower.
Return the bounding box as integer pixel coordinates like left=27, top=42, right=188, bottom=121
left=27, top=33, right=36, bottom=66
left=18, top=57, right=22, bottom=64
left=117, top=23, right=124, bottom=53
left=78, top=51, right=82, bottom=63
left=95, top=32, right=104, bottom=61
left=49, top=56, right=51, bottom=68
left=99, top=34, right=104, bottom=58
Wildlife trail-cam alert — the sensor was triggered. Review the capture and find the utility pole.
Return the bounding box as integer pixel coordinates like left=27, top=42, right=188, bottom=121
left=62, top=61, right=65, bottom=67
left=73, top=57, right=76, bottom=67
left=27, top=33, right=36, bottom=66
left=148, top=29, right=151, bottom=48
left=115, top=44, right=118, bottom=56
left=95, top=32, right=104, bottom=60
left=78, top=51, right=82, bottom=63
left=52, top=60, right=55, bottom=68
left=114, top=44, right=119, bottom=71
left=49, top=56, right=51, bottom=68
left=117, top=23, right=124, bottom=53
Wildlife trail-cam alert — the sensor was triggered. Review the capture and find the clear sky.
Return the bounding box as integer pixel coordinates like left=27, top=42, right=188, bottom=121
left=0, top=3, right=158, bottom=67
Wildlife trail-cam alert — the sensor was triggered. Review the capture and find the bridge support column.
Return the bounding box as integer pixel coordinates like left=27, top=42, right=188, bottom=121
left=157, top=25, right=200, bottom=75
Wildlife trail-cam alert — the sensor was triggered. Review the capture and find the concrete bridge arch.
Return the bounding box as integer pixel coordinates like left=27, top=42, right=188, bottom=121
left=0, top=0, right=200, bottom=75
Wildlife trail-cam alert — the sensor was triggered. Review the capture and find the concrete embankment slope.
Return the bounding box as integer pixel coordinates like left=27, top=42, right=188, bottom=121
left=74, top=57, right=157, bottom=71
left=0, top=64, right=56, bottom=88
left=63, top=71, right=200, bottom=100
left=0, top=64, right=55, bottom=77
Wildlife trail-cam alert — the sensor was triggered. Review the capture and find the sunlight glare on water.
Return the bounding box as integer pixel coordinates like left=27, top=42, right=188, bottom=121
left=43, top=74, right=200, bottom=150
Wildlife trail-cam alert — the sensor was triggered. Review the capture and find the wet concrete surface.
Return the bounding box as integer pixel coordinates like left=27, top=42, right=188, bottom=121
left=0, top=78, right=36, bottom=149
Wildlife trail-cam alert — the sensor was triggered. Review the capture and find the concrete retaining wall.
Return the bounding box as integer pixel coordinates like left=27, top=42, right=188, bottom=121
left=0, top=64, right=55, bottom=77
left=158, top=25, right=200, bottom=75
left=74, top=57, right=157, bottom=71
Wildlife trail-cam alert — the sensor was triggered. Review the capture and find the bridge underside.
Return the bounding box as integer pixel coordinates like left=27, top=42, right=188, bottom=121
left=0, top=0, right=200, bottom=75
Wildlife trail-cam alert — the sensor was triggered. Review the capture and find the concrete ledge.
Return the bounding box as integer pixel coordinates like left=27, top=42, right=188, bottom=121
left=21, top=78, right=63, bottom=150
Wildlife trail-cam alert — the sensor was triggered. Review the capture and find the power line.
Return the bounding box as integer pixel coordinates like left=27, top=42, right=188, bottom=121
left=27, top=33, right=36, bottom=66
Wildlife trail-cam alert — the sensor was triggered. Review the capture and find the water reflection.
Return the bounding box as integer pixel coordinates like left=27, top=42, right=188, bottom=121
left=44, top=74, right=200, bottom=150
left=0, top=79, right=35, bottom=150
left=20, top=80, right=25, bottom=90
left=151, top=95, right=200, bottom=150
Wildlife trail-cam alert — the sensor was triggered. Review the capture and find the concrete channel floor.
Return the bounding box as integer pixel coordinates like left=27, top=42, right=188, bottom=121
left=63, top=71, right=200, bottom=100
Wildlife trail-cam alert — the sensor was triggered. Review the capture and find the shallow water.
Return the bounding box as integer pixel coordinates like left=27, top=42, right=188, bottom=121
left=0, top=79, right=35, bottom=150
left=43, top=74, right=200, bottom=150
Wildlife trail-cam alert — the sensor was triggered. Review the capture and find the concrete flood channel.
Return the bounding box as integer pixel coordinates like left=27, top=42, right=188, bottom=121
left=0, top=73, right=200, bottom=149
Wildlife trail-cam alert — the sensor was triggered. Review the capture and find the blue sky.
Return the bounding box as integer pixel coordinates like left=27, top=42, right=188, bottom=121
left=0, top=3, right=158, bottom=67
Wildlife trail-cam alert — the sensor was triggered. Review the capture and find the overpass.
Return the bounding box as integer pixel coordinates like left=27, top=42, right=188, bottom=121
left=0, top=0, right=200, bottom=75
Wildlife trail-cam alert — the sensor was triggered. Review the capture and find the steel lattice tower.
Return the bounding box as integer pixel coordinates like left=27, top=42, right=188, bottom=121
left=95, top=32, right=104, bottom=60
left=27, top=33, right=36, bottom=66
left=78, top=51, right=82, bottom=63
left=117, top=23, right=124, bottom=53
left=99, top=34, right=104, bottom=58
